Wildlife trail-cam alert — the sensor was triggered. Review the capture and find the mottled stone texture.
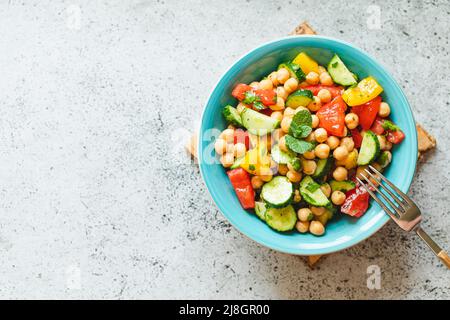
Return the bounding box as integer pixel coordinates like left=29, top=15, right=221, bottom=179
left=0, top=0, right=448, bottom=299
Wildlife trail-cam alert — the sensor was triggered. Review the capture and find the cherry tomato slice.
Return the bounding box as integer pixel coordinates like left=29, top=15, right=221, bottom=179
left=316, top=95, right=347, bottom=137
left=232, top=84, right=252, bottom=101
left=341, top=185, right=370, bottom=217
left=227, top=168, right=255, bottom=209
left=254, top=89, right=276, bottom=106
left=387, top=130, right=405, bottom=144
left=350, top=129, right=363, bottom=148
left=370, top=116, right=385, bottom=135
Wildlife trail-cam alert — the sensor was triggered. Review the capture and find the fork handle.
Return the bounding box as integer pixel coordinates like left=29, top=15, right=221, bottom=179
left=416, top=227, right=450, bottom=269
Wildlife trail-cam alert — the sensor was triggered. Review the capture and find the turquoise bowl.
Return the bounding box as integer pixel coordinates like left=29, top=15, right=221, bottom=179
left=198, top=36, right=417, bottom=255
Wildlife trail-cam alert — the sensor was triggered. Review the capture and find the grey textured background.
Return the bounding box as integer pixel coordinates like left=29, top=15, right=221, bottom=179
left=0, top=0, right=449, bottom=299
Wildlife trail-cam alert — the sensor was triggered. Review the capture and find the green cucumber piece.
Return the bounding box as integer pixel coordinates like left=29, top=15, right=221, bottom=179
left=241, top=108, right=280, bottom=136
left=278, top=62, right=306, bottom=82
left=222, top=105, right=243, bottom=127
left=312, top=157, right=333, bottom=180
left=254, top=201, right=267, bottom=221
left=357, top=130, right=380, bottom=165
left=261, top=176, right=293, bottom=208
left=230, top=156, right=245, bottom=169
left=285, top=89, right=314, bottom=109
left=271, top=144, right=296, bottom=164
left=264, top=205, right=297, bottom=232
left=299, top=176, right=331, bottom=207
left=327, top=54, right=357, bottom=87
left=329, top=180, right=356, bottom=192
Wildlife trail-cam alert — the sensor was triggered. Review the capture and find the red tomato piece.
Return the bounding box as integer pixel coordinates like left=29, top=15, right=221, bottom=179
left=350, top=129, right=363, bottom=148
left=316, top=95, right=347, bottom=137
left=227, top=168, right=255, bottom=209
left=259, top=108, right=273, bottom=116
left=255, top=89, right=276, bottom=106
left=302, top=85, right=344, bottom=98
left=387, top=130, right=405, bottom=144
left=233, top=129, right=250, bottom=149
left=370, top=116, right=385, bottom=135
left=351, top=96, right=382, bottom=130
left=231, top=83, right=252, bottom=101
left=341, top=185, right=370, bottom=217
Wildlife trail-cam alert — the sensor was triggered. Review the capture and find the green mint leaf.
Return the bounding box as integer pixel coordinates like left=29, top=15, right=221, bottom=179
left=242, top=91, right=257, bottom=104
left=289, top=109, right=312, bottom=138
left=285, top=135, right=315, bottom=154
left=381, top=120, right=401, bottom=132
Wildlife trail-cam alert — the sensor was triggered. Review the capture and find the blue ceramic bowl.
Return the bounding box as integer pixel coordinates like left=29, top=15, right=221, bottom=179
left=199, top=36, right=417, bottom=255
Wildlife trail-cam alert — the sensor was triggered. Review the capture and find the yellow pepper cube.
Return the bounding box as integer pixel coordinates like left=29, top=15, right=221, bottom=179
left=342, top=76, right=383, bottom=106
left=292, top=52, right=319, bottom=75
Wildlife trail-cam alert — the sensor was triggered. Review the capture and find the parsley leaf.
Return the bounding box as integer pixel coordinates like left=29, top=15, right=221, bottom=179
left=285, top=135, right=315, bottom=154
left=382, top=120, right=401, bottom=131
left=289, top=109, right=313, bottom=138
left=242, top=91, right=257, bottom=104
left=252, top=101, right=265, bottom=110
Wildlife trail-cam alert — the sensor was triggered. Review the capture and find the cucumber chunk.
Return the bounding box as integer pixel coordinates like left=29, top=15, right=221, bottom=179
left=241, top=108, right=280, bottom=136
left=222, top=105, right=243, bottom=127
left=254, top=201, right=267, bottom=221
left=285, top=89, right=314, bottom=109
left=278, top=62, right=306, bottom=82
left=261, top=176, right=293, bottom=208
left=329, top=180, right=356, bottom=192
left=327, top=54, right=357, bottom=87
left=299, top=176, right=331, bottom=207
left=357, top=130, right=380, bottom=165
left=312, top=157, right=333, bottom=181
left=264, top=205, right=297, bottom=232
left=271, top=144, right=296, bottom=164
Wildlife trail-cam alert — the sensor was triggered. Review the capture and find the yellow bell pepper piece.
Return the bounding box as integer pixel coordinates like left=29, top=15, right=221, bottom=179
left=336, top=149, right=358, bottom=170
left=292, top=52, right=319, bottom=75
left=240, top=144, right=271, bottom=175
left=341, top=76, right=383, bottom=106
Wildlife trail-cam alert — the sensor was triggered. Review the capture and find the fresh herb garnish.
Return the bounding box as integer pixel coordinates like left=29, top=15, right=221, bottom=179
left=249, top=164, right=256, bottom=171
left=242, top=91, right=257, bottom=104
left=252, top=101, right=265, bottom=110
left=289, top=109, right=313, bottom=139
left=381, top=120, right=401, bottom=132
left=288, top=158, right=302, bottom=171
left=285, top=135, right=315, bottom=154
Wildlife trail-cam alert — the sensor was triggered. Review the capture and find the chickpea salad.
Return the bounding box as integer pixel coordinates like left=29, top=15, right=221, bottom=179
left=215, top=52, right=405, bottom=236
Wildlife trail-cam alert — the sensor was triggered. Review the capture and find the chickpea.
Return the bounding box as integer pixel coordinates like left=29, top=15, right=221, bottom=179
left=316, top=212, right=329, bottom=226
left=293, top=190, right=302, bottom=203
left=309, top=221, right=325, bottom=236
left=271, top=111, right=283, bottom=122
left=214, top=138, right=227, bottom=155
left=278, top=135, right=288, bottom=152
left=278, top=164, right=289, bottom=175
left=305, top=71, right=320, bottom=85
left=356, top=165, right=369, bottom=180
left=272, top=128, right=285, bottom=143
left=314, top=128, right=328, bottom=143
left=333, top=146, right=349, bottom=161
left=333, top=166, right=348, bottom=181
left=281, top=117, right=292, bottom=133
left=268, top=72, right=279, bottom=87
left=385, top=141, right=393, bottom=151
left=296, top=221, right=310, bottom=233
left=226, top=143, right=235, bottom=154
left=287, top=170, right=302, bottom=183
left=340, top=137, right=355, bottom=152
left=236, top=102, right=246, bottom=114
left=303, top=150, right=316, bottom=160
left=221, top=128, right=235, bottom=143
left=249, top=81, right=260, bottom=90
left=276, top=86, right=288, bottom=100
left=298, top=208, right=313, bottom=222
left=317, top=88, right=332, bottom=103
left=227, top=124, right=235, bottom=130
left=311, top=114, right=319, bottom=128
left=298, top=81, right=309, bottom=88
left=260, top=173, right=273, bottom=182
left=342, top=127, right=348, bottom=137
left=251, top=176, right=263, bottom=189
left=311, top=206, right=326, bottom=216
left=259, top=79, right=273, bottom=90
left=220, top=153, right=234, bottom=168
left=284, top=77, right=299, bottom=93
left=376, top=134, right=387, bottom=150
left=380, top=151, right=392, bottom=168
left=320, top=183, right=331, bottom=198
left=277, top=68, right=290, bottom=84
left=283, top=107, right=295, bottom=118
left=302, top=160, right=317, bottom=175
left=345, top=113, right=359, bottom=129
left=294, top=106, right=309, bottom=114
left=305, top=132, right=315, bottom=142
left=319, top=72, right=334, bottom=86
left=270, top=96, right=285, bottom=111
left=307, top=96, right=322, bottom=112
left=234, top=143, right=246, bottom=158
left=331, top=190, right=346, bottom=205
left=379, top=102, right=391, bottom=117
left=326, top=136, right=340, bottom=150
left=315, top=143, right=330, bottom=159
left=318, top=66, right=327, bottom=74
left=287, top=161, right=297, bottom=172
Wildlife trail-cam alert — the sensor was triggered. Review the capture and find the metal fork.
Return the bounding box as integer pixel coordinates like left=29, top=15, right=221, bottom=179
left=356, top=165, right=450, bottom=269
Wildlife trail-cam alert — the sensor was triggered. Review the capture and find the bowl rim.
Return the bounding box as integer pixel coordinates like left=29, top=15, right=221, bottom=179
left=198, top=35, right=418, bottom=255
